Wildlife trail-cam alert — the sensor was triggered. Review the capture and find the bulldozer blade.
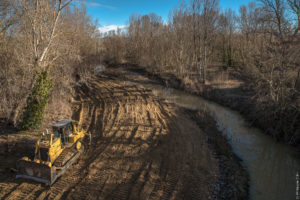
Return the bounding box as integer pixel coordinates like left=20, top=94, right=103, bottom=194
left=16, top=147, right=83, bottom=185
left=16, top=159, right=57, bottom=185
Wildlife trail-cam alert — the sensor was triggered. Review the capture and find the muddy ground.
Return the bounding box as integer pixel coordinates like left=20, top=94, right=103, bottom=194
left=0, top=68, right=248, bottom=200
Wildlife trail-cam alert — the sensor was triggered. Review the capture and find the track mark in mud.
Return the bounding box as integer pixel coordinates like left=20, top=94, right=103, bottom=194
left=0, top=182, right=19, bottom=199
left=108, top=102, right=120, bottom=131
left=126, top=126, right=139, bottom=144
left=4, top=183, right=42, bottom=200
left=87, top=106, right=97, bottom=133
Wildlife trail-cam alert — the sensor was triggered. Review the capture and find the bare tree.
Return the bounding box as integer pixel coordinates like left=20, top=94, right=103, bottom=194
left=9, top=0, right=73, bottom=127
left=218, top=9, right=237, bottom=68
left=0, top=0, right=14, bottom=34
left=287, top=0, right=300, bottom=34
left=189, top=0, right=219, bottom=83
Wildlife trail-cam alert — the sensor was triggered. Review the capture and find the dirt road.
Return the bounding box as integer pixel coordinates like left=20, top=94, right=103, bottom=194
left=0, top=73, right=220, bottom=199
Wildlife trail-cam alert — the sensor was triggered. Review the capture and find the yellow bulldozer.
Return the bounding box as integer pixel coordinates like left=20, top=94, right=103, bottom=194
left=16, top=120, right=87, bottom=185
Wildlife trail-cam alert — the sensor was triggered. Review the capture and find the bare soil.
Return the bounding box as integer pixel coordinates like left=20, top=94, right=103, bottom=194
left=0, top=68, right=248, bottom=200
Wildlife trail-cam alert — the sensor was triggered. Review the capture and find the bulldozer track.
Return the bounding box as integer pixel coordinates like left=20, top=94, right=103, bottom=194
left=1, top=72, right=218, bottom=200
left=53, top=147, right=78, bottom=167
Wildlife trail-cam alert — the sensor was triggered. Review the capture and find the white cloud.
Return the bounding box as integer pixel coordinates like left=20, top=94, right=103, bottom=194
left=98, top=25, right=127, bottom=34
left=73, top=0, right=116, bottom=10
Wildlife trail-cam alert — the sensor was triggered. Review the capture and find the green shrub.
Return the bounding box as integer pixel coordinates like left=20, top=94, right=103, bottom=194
left=19, top=71, right=53, bottom=130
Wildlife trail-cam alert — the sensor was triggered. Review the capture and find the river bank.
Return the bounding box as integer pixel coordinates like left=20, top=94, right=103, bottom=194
left=119, top=63, right=300, bottom=148
left=189, top=110, right=249, bottom=200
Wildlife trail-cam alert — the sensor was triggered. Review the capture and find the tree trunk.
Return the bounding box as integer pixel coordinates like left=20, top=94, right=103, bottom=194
left=203, top=44, right=207, bottom=84
left=295, top=69, right=300, bottom=92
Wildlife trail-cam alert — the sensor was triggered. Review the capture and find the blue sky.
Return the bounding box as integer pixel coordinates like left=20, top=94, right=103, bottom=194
left=76, top=0, right=253, bottom=29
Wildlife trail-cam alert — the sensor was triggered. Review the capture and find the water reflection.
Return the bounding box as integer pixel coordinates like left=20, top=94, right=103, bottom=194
left=133, top=82, right=300, bottom=200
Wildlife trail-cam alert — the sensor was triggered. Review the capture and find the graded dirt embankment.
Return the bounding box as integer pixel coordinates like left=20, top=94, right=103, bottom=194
left=0, top=69, right=248, bottom=200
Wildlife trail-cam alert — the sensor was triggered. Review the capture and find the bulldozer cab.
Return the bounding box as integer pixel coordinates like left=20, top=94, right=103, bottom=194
left=52, top=120, right=74, bottom=145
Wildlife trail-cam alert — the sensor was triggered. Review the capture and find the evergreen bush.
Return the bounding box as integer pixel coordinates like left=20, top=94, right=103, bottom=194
left=19, top=71, right=53, bottom=130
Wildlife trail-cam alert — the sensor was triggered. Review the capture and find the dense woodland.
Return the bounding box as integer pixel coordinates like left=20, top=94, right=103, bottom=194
left=0, top=0, right=299, bottom=145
